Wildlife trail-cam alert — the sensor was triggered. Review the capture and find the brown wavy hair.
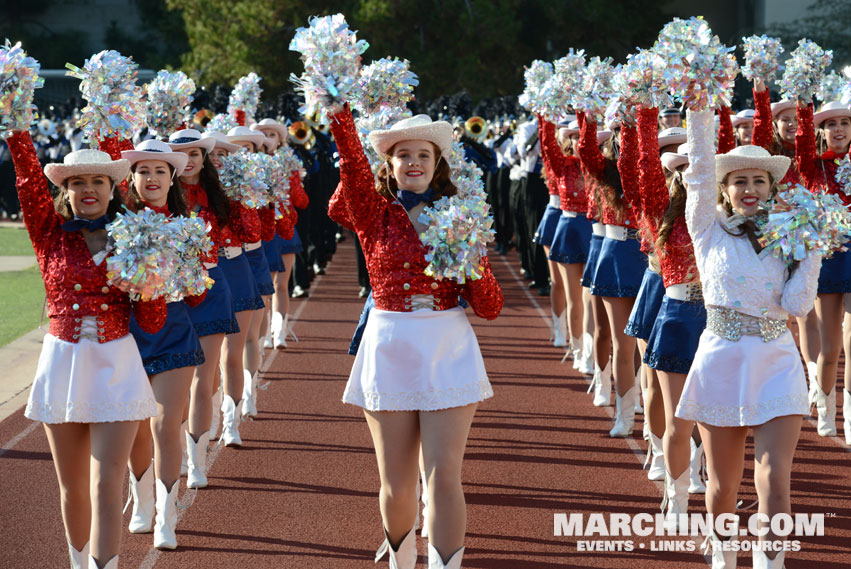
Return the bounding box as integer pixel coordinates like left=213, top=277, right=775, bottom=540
left=376, top=143, right=458, bottom=203
left=598, top=133, right=628, bottom=223
left=195, top=154, right=231, bottom=225
left=655, top=169, right=687, bottom=254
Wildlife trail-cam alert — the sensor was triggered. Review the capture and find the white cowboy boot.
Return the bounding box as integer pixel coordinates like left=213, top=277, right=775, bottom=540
left=375, top=527, right=417, bottom=569
left=263, top=315, right=273, bottom=348
left=126, top=466, right=154, bottom=533
left=241, top=369, right=257, bottom=418
left=420, top=469, right=430, bottom=538
left=154, top=479, right=180, bottom=549
left=813, top=384, right=837, bottom=436
left=185, top=430, right=210, bottom=489
left=220, top=395, right=242, bottom=447
left=210, top=383, right=222, bottom=438
left=806, top=361, right=818, bottom=408
left=271, top=311, right=286, bottom=349
left=589, top=358, right=612, bottom=407
left=552, top=311, right=568, bottom=347
left=68, top=539, right=89, bottom=569
left=428, top=543, right=464, bottom=569
left=609, top=385, right=637, bottom=438
left=689, top=439, right=707, bottom=494
left=179, top=420, right=188, bottom=476
left=662, top=468, right=689, bottom=531
left=569, top=336, right=582, bottom=368
left=702, top=526, right=738, bottom=569
left=753, top=548, right=785, bottom=568
left=87, top=555, right=118, bottom=569
left=843, top=390, right=851, bottom=445
left=645, top=433, right=665, bottom=481
left=576, top=332, right=595, bottom=375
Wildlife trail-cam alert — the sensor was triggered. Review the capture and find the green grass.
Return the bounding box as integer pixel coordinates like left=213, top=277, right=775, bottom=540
left=0, top=266, right=45, bottom=347
left=0, top=227, right=35, bottom=256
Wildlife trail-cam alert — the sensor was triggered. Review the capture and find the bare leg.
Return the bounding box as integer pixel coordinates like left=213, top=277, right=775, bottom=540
left=244, top=301, right=269, bottom=377
left=222, top=310, right=253, bottom=401
left=150, top=367, right=195, bottom=487
left=795, top=309, right=820, bottom=368
left=544, top=246, right=565, bottom=316
left=657, top=371, right=694, bottom=477
left=697, top=423, right=748, bottom=516
left=646, top=366, right=665, bottom=439
left=591, top=294, right=612, bottom=369
left=363, top=410, right=420, bottom=547
left=420, top=403, right=478, bottom=563
left=128, top=419, right=153, bottom=478
left=281, top=253, right=295, bottom=315
left=815, top=293, right=843, bottom=395
left=601, top=297, right=637, bottom=397
left=43, top=423, right=92, bottom=549
left=189, top=334, right=224, bottom=437
left=558, top=262, right=585, bottom=341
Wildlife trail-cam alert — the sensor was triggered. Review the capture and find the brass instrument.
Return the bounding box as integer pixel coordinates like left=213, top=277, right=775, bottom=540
left=464, top=116, right=487, bottom=142
left=288, top=121, right=315, bottom=149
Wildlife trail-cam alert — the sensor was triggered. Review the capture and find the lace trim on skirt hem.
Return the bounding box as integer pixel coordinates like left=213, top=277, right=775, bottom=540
left=25, top=399, right=158, bottom=424
left=194, top=318, right=240, bottom=337
left=676, top=394, right=808, bottom=427
left=233, top=296, right=265, bottom=312
left=143, top=348, right=205, bottom=376
left=644, top=350, right=694, bottom=374
left=343, top=379, right=493, bottom=411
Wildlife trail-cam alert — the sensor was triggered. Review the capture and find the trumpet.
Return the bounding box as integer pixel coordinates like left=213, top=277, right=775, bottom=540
left=289, top=121, right=315, bottom=149
left=465, top=116, right=487, bottom=141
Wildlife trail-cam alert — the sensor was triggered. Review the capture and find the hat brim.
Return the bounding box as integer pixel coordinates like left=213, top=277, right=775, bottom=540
left=770, top=101, right=795, bottom=117
left=44, top=160, right=131, bottom=188
left=715, top=152, right=790, bottom=183
left=597, top=130, right=612, bottom=145
left=661, top=153, right=688, bottom=172
left=202, top=134, right=241, bottom=153
left=369, top=122, right=453, bottom=158
left=227, top=133, right=266, bottom=150
left=121, top=150, right=189, bottom=177
left=814, top=106, right=851, bottom=127
left=253, top=123, right=289, bottom=141
left=731, top=117, right=754, bottom=128
left=168, top=137, right=216, bottom=153
left=658, top=133, right=687, bottom=149
left=558, top=127, right=579, bottom=137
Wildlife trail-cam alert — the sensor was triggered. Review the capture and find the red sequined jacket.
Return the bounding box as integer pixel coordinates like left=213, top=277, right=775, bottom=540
left=183, top=182, right=268, bottom=260
left=539, top=118, right=587, bottom=213
left=717, top=106, right=736, bottom=154
left=796, top=104, right=849, bottom=203
left=751, top=89, right=802, bottom=187
left=636, top=108, right=699, bottom=287
left=327, top=106, right=503, bottom=319
left=576, top=113, right=601, bottom=223
left=8, top=131, right=167, bottom=343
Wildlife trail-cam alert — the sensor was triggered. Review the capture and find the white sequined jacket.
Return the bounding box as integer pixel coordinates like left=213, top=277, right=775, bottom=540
left=684, top=110, right=822, bottom=321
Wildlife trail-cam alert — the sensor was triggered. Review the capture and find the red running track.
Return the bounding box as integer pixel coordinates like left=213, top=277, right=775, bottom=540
left=0, top=237, right=849, bottom=568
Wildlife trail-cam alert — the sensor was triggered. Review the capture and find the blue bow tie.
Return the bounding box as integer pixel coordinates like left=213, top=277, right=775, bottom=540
left=61, top=215, right=111, bottom=232
left=397, top=188, right=435, bottom=211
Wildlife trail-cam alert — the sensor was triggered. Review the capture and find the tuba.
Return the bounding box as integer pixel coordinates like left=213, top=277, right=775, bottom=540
left=464, top=116, right=487, bottom=141
left=289, top=121, right=315, bottom=149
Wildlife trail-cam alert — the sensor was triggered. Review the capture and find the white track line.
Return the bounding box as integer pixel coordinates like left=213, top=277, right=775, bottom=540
left=0, top=421, right=38, bottom=458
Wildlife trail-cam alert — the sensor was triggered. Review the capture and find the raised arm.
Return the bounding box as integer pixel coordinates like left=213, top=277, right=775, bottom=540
left=683, top=110, right=718, bottom=239
left=577, top=111, right=606, bottom=180
left=751, top=87, right=774, bottom=151
left=716, top=106, right=735, bottom=154
left=7, top=131, right=57, bottom=247
left=795, top=103, right=822, bottom=192
left=636, top=107, right=669, bottom=233
left=617, top=124, right=640, bottom=210
left=539, top=115, right=565, bottom=184
left=290, top=172, right=309, bottom=210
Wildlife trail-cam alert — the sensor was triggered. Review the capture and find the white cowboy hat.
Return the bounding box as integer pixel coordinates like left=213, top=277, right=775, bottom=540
left=658, top=127, right=687, bottom=149
left=660, top=107, right=682, bottom=117
left=44, top=149, right=130, bottom=188
left=121, top=139, right=188, bottom=176
left=369, top=115, right=453, bottom=158
left=557, top=114, right=577, bottom=127
left=251, top=118, right=288, bottom=140
left=661, top=143, right=689, bottom=172
left=731, top=109, right=755, bottom=127
left=226, top=126, right=266, bottom=150
left=715, top=145, right=790, bottom=183
left=558, top=120, right=580, bottom=137
left=814, top=101, right=851, bottom=127
left=168, top=129, right=216, bottom=153
left=770, top=99, right=795, bottom=117
left=201, top=130, right=240, bottom=153
left=597, top=129, right=613, bottom=145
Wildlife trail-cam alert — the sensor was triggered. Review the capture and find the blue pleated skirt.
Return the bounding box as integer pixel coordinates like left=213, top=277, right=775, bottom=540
left=264, top=235, right=286, bottom=272
left=625, top=268, right=665, bottom=340
left=245, top=245, right=275, bottom=296
left=644, top=295, right=707, bottom=374
left=218, top=253, right=264, bottom=313
left=278, top=227, right=303, bottom=255
left=580, top=231, right=604, bottom=288
left=186, top=266, right=239, bottom=337
left=817, top=248, right=851, bottom=294
left=591, top=236, right=647, bottom=297
left=130, top=301, right=205, bottom=376
left=533, top=205, right=561, bottom=247
left=549, top=213, right=592, bottom=264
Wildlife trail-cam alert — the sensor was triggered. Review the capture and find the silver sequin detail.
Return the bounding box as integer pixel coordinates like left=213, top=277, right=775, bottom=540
left=706, top=306, right=788, bottom=343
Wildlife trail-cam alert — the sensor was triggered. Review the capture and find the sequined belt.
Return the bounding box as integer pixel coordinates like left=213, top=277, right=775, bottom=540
left=592, top=223, right=606, bottom=237
left=705, top=306, right=787, bottom=343
left=666, top=282, right=704, bottom=303
left=218, top=246, right=243, bottom=260
left=604, top=225, right=640, bottom=241
left=549, top=194, right=561, bottom=208
left=243, top=241, right=262, bottom=252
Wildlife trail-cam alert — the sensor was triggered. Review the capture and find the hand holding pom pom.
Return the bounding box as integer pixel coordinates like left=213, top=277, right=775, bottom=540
left=353, top=57, right=418, bottom=117
left=145, top=70, right=195, bottom=137
left=228, top=73, right=263, bottom=123
left=778, top=39, right=832, bottom=104
left=741, top=35, right=783, bottom=83
left=0, top=40, right=44, bottom=139
left=518, top=60, right=554, bottom=116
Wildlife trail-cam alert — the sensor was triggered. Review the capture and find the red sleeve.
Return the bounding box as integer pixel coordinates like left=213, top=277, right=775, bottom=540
left=132, top=297, right=168, bottom=334
left=234, top=202, right=262, bottom=243
left=258, top=206, right=276, bottom=241
left=328, top=181, right=355, bottom=230
left=716, top=106, right=735, bottom=154
left=328, top=105, right=383, bottom=230
left=183, top=291, right=207, bottom=308
left=235, top=110, right=246, bottom=127
left=795, top=104, right=823, bottom=192
left=577, top=111, right=606, bottom=180
left=751, top=89, right=774, bottom=151
left=539, top=116, right=565, bottom=195
left=459, top=256, right=503, bottom=320
left=275, top=205, right=295, bottom=239
left=98, top=136, right=132, bottom=197
left=8, top=131, right=58, bottom=248
left=617, top=124, right=640, bottom=209
left=636, top=107, right=668, bottom=235
left=291, top=174, right=309, bottom=210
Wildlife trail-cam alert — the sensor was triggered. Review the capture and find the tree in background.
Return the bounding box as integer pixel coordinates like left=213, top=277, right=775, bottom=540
left=768, top=0, right=851, bottom=69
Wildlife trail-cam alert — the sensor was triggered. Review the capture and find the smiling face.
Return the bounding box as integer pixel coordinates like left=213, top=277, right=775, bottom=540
left=258, top=127, right=281, bottom=150
left=389, top=140, right=438, bottom=193
left=774, top=109, right=797, bottom=143
left=209, top=147, right=228, bottom=169
left=820, top=115, right=851, bottom=154
left=133, top=159, right=173, bottom=208
left=723, top=168, right=771, bottom=217
left=64, top=174, right=113, bottom=219
left=178, top=147, right=204, bottom=184
left=735, top=122, right=753, bottom=145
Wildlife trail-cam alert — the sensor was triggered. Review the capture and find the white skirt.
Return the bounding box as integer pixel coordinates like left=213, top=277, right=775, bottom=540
left=344, top=307, right=493, bottom=411
left=676, top=329, right=808, bottom=427
left=25, top=333, right=158, bottom=424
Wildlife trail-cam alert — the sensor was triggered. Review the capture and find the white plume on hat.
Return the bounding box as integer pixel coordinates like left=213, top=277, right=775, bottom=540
left=44, top=150, right=130, bottom=188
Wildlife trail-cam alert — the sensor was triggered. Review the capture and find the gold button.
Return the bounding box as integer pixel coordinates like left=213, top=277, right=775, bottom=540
left=102, top=286, right=109, bottom=294
left=403, top=262, right=411, bottom=269
left=403, top=283, right=411, bottom=291
left=430, top=282, right=439, bottom=290
left=100, top=303, right=109, bottom=311
left=72, top=303, right=80, bottom=310
left=74, top=284, right=82, bottom=291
